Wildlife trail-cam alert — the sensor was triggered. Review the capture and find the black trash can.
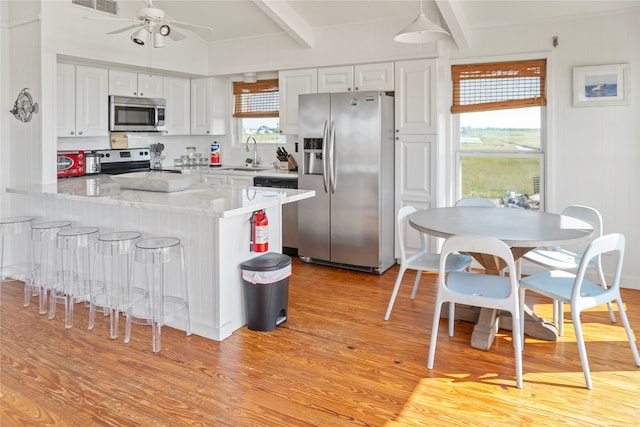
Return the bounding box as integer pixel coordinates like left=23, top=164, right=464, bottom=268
left=240, top=252, right=291, bottom=331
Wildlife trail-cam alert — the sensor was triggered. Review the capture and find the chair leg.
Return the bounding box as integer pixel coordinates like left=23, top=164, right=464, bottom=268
left=448, top=302, right=455, bottom=337
left=571, top=309, right=592, bottom=389
left=614, top=297, right=640, bottom=366
left=384, top=267, right=406, bottom=320
left=597, top=266, right=617, bottom=324
left=410, top=271, right=422, bottom=300
left=427, top=300, right=443, bottom=369
left=511, top=307, right=523, bottom=389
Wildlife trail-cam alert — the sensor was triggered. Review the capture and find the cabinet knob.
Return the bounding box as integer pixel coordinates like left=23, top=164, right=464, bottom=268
left=78, top=131, right=83, bottom=136
left=70, top=131, right=75, bottom=136
left=396, top=129, right=399, bottom=133
left=348, top=88, right=352, bottom=91
left=206, top=130, right=210, bottom=134
left=396, top=136, right=399, bottom=140
left=140, top=92, right=143, bottom=96
left=134, top=92, right=137, bottom=96
left=355, top=87, right=359, bottom=91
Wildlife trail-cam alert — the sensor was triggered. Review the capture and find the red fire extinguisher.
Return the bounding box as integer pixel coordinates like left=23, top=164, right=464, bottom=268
left=250, top=210, right=268, bottom=252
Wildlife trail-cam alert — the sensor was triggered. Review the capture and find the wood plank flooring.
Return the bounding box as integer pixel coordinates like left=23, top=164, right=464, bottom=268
left=1, top=258, right=639, bottom=426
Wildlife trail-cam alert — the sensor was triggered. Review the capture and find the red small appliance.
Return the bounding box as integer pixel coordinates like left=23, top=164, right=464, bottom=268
left=57, top=150, right=85, bottom=178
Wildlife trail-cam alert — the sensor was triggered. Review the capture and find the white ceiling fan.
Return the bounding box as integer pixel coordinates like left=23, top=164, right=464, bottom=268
left=87, top=0, right=213, bottom=48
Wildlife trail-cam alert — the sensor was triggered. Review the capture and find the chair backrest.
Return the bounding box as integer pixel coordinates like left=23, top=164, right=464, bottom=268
left=562, top=205, right=603, bottom=238
left=439, top=234, right=518, bottom=302
left=396, top=206, right=424, bottom=264
left=455, top=197, right=496, bottom=207
left=573, top=233, right=625, bottom=301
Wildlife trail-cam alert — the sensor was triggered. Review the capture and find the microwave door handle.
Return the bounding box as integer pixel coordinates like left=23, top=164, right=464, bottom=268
left=154, top=108, right=159, bottom=128
left=329, top=121, right=336, bottom=194
left=322, top=120, right=329, bottom=193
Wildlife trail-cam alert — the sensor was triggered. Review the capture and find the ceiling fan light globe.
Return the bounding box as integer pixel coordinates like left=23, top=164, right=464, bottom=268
left=153, top=32, right=166, bottom=48
left=159, top=24, right=171, bottom=37
left=131, top=27, right=148, bottom=45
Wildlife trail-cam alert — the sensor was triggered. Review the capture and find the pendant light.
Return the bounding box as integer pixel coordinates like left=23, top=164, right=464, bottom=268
left=394, top=0, right=450, bottom=43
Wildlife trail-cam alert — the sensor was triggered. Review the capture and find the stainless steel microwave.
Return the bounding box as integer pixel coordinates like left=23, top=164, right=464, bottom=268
left=109, top=95, right=166, bottom=132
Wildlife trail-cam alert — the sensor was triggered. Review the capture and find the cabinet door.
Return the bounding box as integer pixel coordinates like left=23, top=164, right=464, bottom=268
left=394, top=59, right=437, bottom=134
left=164, top=77, right=190, bottom=135
left=394, top=134, right=437, bottom=256
left=318, top=66, right=353, bottom=93
left=75, top=66, right=109, bottom=137
left=355, top=62, right=394, bottom=91
left=57, top=63, right=76, bottom=137
left=138, top=74, right=164, bottom=98
left=278, top=68, right=317, bottom=135
left=109, top=70, right=138, bottom=96
left=228, top=175, right=254, bottom=187
left=190, top=77, right=227, bottom=135
left=201, top=174, right=227, bottom=185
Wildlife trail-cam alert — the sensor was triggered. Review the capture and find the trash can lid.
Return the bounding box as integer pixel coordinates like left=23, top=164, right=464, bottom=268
left=240, top=252, right=292, bottom=271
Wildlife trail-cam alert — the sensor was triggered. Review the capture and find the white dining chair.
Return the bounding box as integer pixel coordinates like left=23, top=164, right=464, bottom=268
left=454, top=197, right=496, bottom=207
left=427, top=234, right=523, bottom=389
left=519, top=233, right=640, bottom=389
left=384, top=206, right=472, bottom=320
left=522, top=205, right=615, bottom=335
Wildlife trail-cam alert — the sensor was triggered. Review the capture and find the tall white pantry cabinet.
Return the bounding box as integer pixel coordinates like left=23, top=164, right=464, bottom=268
left=394, top=58, right=438, bottom=256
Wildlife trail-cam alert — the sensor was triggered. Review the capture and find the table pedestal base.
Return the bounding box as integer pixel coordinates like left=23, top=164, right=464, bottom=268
left=442, top=304, right=559, bottom=350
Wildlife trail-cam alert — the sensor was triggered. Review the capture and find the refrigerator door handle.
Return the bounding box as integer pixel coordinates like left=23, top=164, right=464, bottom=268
left=329, top=120, right=337, bottom=193
left=322, top=120, right=329, bottom=193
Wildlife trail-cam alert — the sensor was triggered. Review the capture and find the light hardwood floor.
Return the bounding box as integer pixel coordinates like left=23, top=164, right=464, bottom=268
left=1, top=259, right=639, bottom=426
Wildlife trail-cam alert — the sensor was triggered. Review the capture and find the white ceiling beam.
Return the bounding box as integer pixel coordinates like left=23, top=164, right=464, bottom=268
left=252, top=0, right=314, bottom=48
left=435, top=0, right=471, bottom=49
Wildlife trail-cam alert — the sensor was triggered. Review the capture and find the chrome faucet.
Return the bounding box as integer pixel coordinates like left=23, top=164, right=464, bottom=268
left=246, top=136, right=259, bottom=167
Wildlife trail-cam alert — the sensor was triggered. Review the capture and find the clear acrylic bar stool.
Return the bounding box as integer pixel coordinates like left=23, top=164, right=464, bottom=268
left=29, top=221, right=72, bottom=313
left=1, top=216, right=35, bottom=284
left=49, top=227, right=99, bottom=328
left=125, top=237, right=191, bottom=352
left=89, top=231, right=144, bottom=339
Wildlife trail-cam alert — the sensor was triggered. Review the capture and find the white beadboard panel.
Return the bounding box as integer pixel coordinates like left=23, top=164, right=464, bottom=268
left=11, top=192, right=284, bottom=340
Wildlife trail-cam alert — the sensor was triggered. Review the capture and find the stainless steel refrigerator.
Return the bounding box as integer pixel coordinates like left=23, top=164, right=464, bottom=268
left=297, top=91, right=395, bottom=274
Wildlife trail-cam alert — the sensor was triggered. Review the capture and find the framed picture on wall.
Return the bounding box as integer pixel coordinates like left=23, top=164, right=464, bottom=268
left=573, top=63, right=629, bottom=106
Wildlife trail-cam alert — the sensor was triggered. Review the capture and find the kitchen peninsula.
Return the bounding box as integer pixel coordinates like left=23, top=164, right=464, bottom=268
left=7, top=175, right=314, bottom=341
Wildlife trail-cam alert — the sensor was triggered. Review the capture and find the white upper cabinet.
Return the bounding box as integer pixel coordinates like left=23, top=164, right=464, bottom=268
left=57, top=64, right=109, bottom=137
left=318, top=63, right=394, bottom=93
left=190, top=76, right=227, bottom=135
left=394, top=59, right=437, bottom=134
left=278, top=68, right=318, bottom=135
left=163, top=77, right=191, bottom=135
left=109, top=70, right=164, bottom=98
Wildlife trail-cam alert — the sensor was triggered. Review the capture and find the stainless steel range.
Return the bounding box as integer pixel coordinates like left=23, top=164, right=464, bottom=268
left=97, top=148, right=152, bottom=175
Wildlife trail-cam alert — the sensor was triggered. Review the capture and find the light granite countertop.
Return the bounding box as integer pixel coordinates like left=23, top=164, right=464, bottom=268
left=7, top=174, right=314, bottom=219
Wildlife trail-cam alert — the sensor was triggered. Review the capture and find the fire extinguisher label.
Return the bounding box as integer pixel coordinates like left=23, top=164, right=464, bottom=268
left=255, top=226, right=268, bottom=244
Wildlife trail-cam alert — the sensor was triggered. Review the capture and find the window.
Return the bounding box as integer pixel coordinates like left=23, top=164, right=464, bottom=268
left=233, top=79, right=281, bottom=144
left=452, top=59, right=546, bottom=209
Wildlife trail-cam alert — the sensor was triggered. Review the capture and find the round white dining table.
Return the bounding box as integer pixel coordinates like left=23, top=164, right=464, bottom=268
left=408, top=206, right=594, bottom=350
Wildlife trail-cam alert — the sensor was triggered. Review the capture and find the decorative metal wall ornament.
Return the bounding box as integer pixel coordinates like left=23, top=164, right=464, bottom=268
left=10, top=88, right=39, bottom=122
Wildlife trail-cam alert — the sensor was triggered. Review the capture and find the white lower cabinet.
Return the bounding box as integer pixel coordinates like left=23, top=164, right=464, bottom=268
left=394, top=134, right=437, bottom=256
left=227, top=175, right=254, bottom=187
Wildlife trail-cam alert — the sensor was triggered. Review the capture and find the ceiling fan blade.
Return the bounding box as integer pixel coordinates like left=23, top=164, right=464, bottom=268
left=166, top=29, right=187, bottom=41
left=107, top=24, right=143, bottom=35
left=169, top=20, right=214, bottom=33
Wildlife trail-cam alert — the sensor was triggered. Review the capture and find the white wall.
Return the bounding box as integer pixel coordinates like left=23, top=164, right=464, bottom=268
left=445, top=9, right=640, bottom=288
